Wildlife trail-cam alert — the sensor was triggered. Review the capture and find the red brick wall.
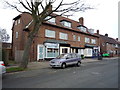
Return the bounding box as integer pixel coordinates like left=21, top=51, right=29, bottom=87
left=12, top=13, right=99, bottom=61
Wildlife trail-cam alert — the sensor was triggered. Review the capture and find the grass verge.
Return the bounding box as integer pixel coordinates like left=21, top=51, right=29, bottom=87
left=6, top=67, right=25, bottom=73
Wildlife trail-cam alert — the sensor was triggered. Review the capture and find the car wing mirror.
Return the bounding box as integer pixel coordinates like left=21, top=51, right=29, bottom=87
left=66, top=57, right=69, bottom=59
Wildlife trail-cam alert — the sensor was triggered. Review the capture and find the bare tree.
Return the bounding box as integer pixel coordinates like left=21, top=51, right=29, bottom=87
left=0, top=28, right=10, bottom=42
left=5, top=0, right=93, bottom=69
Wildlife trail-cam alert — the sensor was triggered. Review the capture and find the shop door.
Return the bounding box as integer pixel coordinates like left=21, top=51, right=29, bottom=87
left=60, top=47, right=70, bottom=54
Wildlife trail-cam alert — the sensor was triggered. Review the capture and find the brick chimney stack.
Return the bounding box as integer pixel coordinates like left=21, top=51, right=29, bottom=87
left=105, top=33, right=108, bottom=37
left=97, top=30, right=99, bottom=35
left=79, top=17, right=84, bottom=25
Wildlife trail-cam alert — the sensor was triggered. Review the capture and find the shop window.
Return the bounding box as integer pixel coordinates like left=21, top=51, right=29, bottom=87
left=47, top=48, right=59, bottom=58
left=45, top=29, right=55, bottom=38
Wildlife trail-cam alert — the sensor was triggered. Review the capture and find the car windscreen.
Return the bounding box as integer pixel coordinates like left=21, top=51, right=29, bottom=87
left=56, top=54, right=66, bottom=59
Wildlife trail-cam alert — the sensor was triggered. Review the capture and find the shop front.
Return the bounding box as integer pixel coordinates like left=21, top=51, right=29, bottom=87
left=84, top=44, right=99, bottom=57
left=37, top=39, right=71, bottom=60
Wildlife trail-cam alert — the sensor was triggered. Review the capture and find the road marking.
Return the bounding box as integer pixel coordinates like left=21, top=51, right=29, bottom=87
left=91, top=72, right=101, bottom=75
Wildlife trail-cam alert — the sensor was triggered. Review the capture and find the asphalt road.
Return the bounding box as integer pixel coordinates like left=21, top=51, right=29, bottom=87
left=2, top=58, right=118, bottom=88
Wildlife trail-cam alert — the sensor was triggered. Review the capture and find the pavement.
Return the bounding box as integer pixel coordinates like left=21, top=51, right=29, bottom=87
left=24, top=57, right=119, bottom=70
left=6, top=57, right=119, bottom=71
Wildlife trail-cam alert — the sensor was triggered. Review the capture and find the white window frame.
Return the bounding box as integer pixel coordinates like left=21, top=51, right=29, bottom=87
left=61, top=21, right=71, bottom=28
left=73, top=35, right=76, bottom=41
left=16, top=32, right=18, bottom=38
left=45, top=16, right=56, bottom=24
left=59, top=32, right=68, bottom=40
left=91, top=39, right=96, bottom=44
left=18, top=19, right=20, bottom=24
left=45, top=29, right=55, bottom=38
left=15, top=20, right=17, bottom=25
left=85, top=37, right=90, bottom=43
left=78, top=26, right=87, bottom=32
left=78, top=36, right=81, bottom=41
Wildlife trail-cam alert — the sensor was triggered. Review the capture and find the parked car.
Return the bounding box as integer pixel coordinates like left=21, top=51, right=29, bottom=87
left=102, top=53, right=110, bottom=57
left=49, top=53, right=81, bottom=69
left=0, top=61, right=6, bottom=75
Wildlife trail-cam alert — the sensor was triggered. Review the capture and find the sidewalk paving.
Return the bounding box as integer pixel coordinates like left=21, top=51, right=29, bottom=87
left=27, top=57, right=119, bottom=70
left=6, top=57, right=119, bottom=70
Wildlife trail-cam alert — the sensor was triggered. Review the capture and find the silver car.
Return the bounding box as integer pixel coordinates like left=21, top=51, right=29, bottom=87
left=0, top=61, right=6, bottom=74
left=49, top=53, right=81, bottom=68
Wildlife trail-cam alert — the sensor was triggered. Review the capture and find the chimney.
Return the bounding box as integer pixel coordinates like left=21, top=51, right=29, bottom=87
left=116, top=38, right=118, bottom=40
left=97, top=30, right=99, bottom=35
left=105, top=33, right=108, bottom=37
left=79, top=17, right=84, bottom=25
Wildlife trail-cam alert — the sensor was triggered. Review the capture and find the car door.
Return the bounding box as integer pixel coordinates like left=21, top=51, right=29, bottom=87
left=71, top=53, right=78, bottom=64
left=65, top=54, right=72, bottom=65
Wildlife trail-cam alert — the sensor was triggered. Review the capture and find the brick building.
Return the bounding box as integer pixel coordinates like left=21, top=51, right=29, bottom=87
left=12, top=12, right=100, bottom=62
left=96, top=30, right=120, bottom=57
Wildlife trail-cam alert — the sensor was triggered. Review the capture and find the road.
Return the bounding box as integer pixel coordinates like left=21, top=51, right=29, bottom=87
left=2, top=58, right=118, bottom=88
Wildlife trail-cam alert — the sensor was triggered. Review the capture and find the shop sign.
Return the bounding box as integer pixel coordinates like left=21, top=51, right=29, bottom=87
left=45, top=43, right=59, bottom=48
left=93, top=47, right=98, bottom=49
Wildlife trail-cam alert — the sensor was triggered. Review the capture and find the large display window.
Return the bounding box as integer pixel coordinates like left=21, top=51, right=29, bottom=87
left=45, top=43, right=59, bottom=58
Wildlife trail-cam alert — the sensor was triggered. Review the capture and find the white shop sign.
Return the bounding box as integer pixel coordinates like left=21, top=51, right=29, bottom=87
left=44, top=43, right=59, bottom=48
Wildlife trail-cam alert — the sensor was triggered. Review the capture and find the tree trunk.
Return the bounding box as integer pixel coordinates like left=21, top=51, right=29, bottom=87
left=19, top=36, right=33, bottom=69
left=19, top=21, right=41, bottom=69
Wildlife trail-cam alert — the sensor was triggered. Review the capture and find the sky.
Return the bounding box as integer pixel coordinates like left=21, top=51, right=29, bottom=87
left=0, top=0, right=119, bottom=42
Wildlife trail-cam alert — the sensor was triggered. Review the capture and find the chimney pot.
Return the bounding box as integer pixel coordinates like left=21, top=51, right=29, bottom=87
left=97, top=30, right=99, bottom=34
left=116, top=38, right=118, bottom=40
left=79, top=17, right=84, bottom=25
left=105, top=34, right=108, bottom=37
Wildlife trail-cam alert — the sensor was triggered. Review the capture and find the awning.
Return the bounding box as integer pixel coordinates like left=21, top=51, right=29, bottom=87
left=71, top=47, right=85, bottom=49
left=85, top=44, right=98, bottom=48
left=44, top=39, right=67, bottom=44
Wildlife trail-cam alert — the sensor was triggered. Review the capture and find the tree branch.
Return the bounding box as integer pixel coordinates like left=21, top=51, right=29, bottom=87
left=5, top=1, right=23, bottom=13
left=19, top=0, right=32, bottom=12
left=25, top=0, right=32, bottom=9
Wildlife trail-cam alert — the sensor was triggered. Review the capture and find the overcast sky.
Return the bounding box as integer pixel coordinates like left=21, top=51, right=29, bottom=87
left=0, top=0, right=119, bottom=42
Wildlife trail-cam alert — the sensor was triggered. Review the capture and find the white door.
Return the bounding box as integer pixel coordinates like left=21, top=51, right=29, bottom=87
left=37, top=45, right=44, bottom=60
left=60, top=47, right=70, bottom=54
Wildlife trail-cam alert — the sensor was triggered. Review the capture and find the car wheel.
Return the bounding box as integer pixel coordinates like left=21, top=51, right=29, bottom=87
left=61, top=63, right=66, bottom=69
left=76, top=61, right=81, bottom=67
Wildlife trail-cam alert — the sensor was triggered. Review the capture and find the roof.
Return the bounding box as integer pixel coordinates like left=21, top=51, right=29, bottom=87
left=99, top=34, right=118, bottom=44
left=12, top=12, right=99, bottom=38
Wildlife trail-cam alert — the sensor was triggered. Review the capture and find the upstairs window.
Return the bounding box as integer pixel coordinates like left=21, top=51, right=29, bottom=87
left=16, top=32, right=18, bottom=38
left=85, top=37, right=90, bottom=43
left=15, top=19, right=21, bottom=25
left=61, top=21, right=71, bottom=28
left=73, top=35, right=76, bottom=41
left=78, top=36, right=81, bottom=41
left=45, top=29, right=55, bottom=38
left=18, top=19, right=21, bottom=24
left=45, top=16, right=55, bottom=24
left=78, top=26, right=87, bottom=32
left=91, top=39, right=96, bottom=44
left=59, top=32, right=68, bottom=40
